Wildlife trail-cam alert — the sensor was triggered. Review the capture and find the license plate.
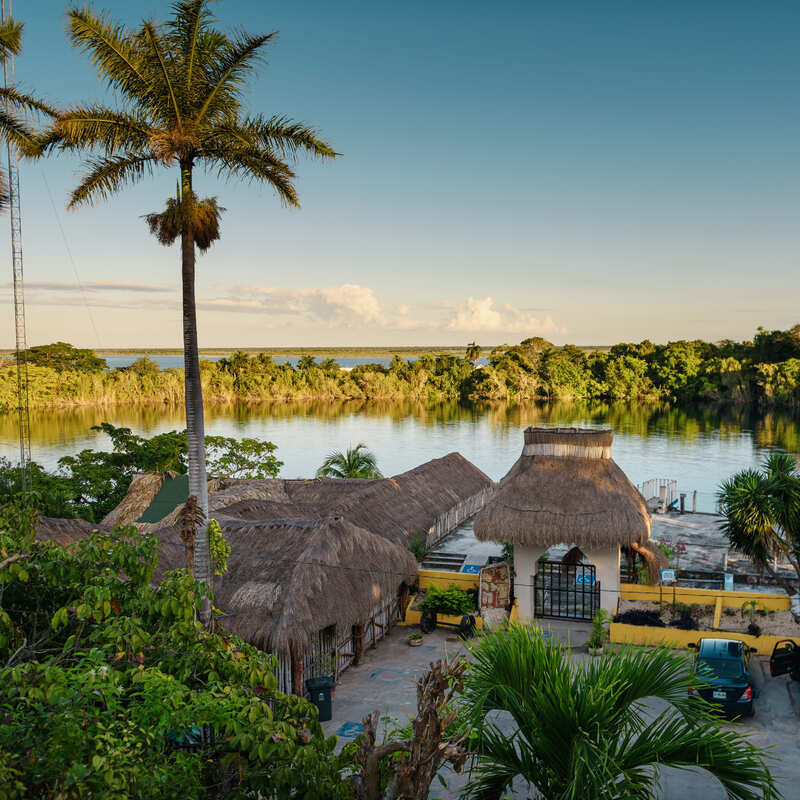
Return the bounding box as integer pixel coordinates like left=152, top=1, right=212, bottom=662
left=713, top=690, right=727, bottom=700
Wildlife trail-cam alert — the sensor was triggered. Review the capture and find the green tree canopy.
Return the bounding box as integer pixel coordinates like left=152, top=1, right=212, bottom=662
left=0, top=506, right=349, bottom=798
left=21, top=342, right=107, bottom=372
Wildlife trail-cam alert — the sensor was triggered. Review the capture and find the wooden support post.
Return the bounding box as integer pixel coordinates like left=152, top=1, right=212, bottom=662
left=290, top=643, right=304, bottom=697
left=352, top=623, right=364, bottom=666
left=692, top=490, right=697, bottom=513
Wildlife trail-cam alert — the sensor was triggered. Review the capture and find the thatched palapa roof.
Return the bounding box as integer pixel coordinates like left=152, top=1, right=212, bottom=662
left=154, top=516, right=418, bottom=654
left=108, top=452, right=494, bottom=546
left=474, top=427, right=650, bottom=548
left=35, top=516, right=108, bottom=546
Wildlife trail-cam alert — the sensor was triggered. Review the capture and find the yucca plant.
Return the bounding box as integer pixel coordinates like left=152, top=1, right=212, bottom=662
left=34, top=1, right=335, bottom=615
left=316, top=443, right=383, bottom=479
left=0, top=17, right=53, bottom=207
left=459, top=624, right=780, bottom=799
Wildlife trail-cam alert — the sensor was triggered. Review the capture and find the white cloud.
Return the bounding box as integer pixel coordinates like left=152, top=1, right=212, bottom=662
left=446, top=296, right=565, bottom=335
left=199, top=284, right=383, bottom=326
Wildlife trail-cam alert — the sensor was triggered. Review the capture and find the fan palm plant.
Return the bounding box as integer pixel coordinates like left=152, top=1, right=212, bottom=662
left=316, top=443, right=383, bottom=479
left=718, top=452, right=800, bottom=597
left=34, top=1, right=335, bottom=607
left=0, top=17, right=53, bottom=207
left=459, top=624, right=779, bottom=799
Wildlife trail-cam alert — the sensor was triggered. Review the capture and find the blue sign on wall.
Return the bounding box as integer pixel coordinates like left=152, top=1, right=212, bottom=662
left=575, top=573, right=595, bottom=586
left=460, top=563, right=482, bottom=574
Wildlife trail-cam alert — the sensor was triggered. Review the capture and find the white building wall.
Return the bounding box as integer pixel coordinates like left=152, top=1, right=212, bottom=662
left=584, top=545, right=620, bottom=617
left=514, top=544, right=546, bottom=622
left=514, top=543, right=620, bottom=621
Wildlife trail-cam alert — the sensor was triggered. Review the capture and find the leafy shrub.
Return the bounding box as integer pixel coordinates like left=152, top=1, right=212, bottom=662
left=420, top=584, right=475, bottom=616
left=613, top=609, right=665, bottom=628
left=0, top=505, right=349, bottom=799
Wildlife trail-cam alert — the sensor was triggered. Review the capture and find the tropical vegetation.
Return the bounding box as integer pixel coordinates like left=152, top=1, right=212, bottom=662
left=459, top=623, right=779, bottom=799
left=316, top=443, right=382, bottom=479
left=32, top=0, right=335, bottom=608
left=0, top=422, right=282, bottom=522
left=4, top=323, right=800, bottom=411
left=719, top=452, right=800, bottom=597
left=0, top=505, right=350, bottom=799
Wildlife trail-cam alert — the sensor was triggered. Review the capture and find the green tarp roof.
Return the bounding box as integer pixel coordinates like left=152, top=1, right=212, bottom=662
left=136, top=474, right=190, bottom=523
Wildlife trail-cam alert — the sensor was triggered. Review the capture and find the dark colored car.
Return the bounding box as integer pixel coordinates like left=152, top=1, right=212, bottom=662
left=688, top=638, right=757, bottom=717
left=770, top=639, right=800, bottom=681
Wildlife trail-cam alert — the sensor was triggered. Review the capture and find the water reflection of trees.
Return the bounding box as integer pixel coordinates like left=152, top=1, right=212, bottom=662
left=1, top=400, right=798, bottom=455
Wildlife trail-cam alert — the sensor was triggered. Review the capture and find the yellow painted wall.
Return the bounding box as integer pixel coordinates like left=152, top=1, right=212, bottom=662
left=417, top=569, right=480, bottom=591
left=610, top=622, right=788, bottom=656
left=619, top=583, right=790, bottom=611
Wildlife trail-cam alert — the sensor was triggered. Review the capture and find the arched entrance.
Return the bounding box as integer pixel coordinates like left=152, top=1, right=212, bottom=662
left=533, top=547, right=600, bottom=620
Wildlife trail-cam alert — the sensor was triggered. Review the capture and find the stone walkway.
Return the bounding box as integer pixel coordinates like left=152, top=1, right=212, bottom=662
left=322, top=622, right=800, bottom=799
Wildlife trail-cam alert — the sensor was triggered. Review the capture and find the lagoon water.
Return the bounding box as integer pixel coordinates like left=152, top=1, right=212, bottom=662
left=1, top=399, right=798, bottom=513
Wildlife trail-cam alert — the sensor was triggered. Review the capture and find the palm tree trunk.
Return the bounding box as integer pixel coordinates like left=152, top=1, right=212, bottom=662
left=180, top=162, right=211, bottom=623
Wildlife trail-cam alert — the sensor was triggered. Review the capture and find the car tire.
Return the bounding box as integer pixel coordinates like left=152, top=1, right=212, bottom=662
left=746, top=702, right=755, bottom=718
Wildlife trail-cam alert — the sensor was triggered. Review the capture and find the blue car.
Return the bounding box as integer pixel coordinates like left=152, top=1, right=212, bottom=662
left=688, top=638, right=757, bottom=717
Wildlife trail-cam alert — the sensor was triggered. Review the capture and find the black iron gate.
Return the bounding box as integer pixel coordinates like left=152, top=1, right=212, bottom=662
left=533, top=563, right=599, bottom=620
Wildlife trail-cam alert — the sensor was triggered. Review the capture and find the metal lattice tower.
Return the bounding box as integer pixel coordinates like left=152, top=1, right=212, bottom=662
left=2, top=0, right=31, bottom=493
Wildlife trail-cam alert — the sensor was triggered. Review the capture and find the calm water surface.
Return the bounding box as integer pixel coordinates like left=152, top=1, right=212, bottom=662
left=1, top=400, right=798, bottom=513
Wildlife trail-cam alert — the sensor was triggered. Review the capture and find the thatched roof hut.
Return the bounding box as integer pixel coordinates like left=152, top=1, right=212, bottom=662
left=474, top=427, right=650, bottom=548
left=154, top=516, right=418, bottom=655
left=107, top=452, right=494, bottom=547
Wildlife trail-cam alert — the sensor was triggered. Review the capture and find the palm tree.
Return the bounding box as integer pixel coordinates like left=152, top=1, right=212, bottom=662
left=35, top=2, right=335, bottom=606
left=465, top=341, right=481, bottom=365
left=0, top=17, right=53, bottom=207
left=719, top=452, right=800, bottom=596
left=316, top=444, right=383, bottom=479
left=460, top=624, right=779, bottom=800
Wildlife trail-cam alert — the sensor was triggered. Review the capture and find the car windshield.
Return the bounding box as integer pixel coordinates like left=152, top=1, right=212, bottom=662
left=696, top=657, right=743, bottom=681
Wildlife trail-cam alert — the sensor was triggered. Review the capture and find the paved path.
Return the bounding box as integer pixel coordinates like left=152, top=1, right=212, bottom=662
left=323, top=624, right=800, bottom=799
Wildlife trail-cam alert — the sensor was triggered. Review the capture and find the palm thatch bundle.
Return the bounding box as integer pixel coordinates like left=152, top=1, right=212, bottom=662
left=474, top=428, right=650, bottom=548
left=628, top=539, right=668, bottom=584
left=154, top=516, right=418, bottom=654
left=101, top=472, right=169, bottom=527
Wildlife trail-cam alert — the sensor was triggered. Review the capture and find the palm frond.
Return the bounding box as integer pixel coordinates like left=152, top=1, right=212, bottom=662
left=167, top=0, right=212, bottom=94
left=67, top=8, right=149, bottom=100
left=54, top=106, right=152, bottom=154
left=195, top=31, right=275, bottom=123
left=141, top=21, right=183, bottom=128
left=0, top=110, right=35, bottom=151
left=316, top=444, right=382, bottom=479
left=460, top=625, right=779, bottom=800
left=0, top=18, right=23, bottom=59
left=0, top=86, right=56, bottom=118
left=69, top=153, right=158, bottom=208
left=206, top=146, right=299, bottom=207
left=218, top=114, right=338, bottom=160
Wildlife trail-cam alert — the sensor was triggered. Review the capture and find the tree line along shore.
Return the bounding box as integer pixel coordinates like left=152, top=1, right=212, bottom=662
left=1, top=324, right=799, bottom=411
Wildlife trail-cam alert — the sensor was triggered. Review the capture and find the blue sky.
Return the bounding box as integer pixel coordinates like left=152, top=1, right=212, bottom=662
left=1, top=0, right=798, bottom=348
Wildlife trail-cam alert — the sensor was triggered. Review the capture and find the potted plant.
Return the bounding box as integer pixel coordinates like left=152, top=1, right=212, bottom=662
left=408, top=632, right=424, bottom=647
left=587, top=609, right=610, bottom=656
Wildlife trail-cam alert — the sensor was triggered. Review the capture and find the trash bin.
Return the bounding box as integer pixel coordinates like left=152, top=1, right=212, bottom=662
left=306, top=676, right=334, bottom=722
